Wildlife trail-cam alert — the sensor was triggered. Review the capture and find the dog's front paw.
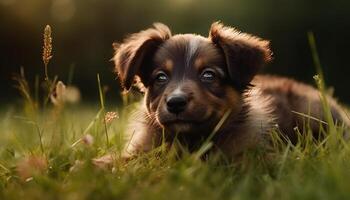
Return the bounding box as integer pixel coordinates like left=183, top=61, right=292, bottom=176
left=92, top=154, right=115, bottom=169
left=92, top=152, right=135, bottom=169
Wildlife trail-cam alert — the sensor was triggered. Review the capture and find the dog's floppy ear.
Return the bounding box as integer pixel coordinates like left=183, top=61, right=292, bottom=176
left=209, top=22, right=272, bottom=90
left=113, top=23, right=171, bottom=91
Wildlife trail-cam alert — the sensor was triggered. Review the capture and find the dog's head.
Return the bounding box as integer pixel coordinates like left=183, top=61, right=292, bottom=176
left=113, top=22, right=272, bottom=134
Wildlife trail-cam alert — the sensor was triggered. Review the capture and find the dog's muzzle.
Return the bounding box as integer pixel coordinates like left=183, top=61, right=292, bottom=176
left=166, top=94, right=188, bottom=114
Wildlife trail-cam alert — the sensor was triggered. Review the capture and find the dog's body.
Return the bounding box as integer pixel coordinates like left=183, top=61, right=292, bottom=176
left=112, top=22, right=349, bottom=160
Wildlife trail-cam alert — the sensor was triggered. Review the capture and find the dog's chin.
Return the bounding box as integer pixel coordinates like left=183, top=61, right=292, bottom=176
left=158, top=117, right=216, bottom=134
left=163, top=121, right=195, bottom=133
left=157, top=110, right=219, bottom=134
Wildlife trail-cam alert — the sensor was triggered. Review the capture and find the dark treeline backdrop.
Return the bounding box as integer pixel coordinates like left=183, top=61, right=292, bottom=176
left=1, top=0, right=349, bottom=105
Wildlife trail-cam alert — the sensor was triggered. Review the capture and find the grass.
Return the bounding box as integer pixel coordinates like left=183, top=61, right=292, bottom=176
left=1, top=26, right=350, bottom=200
left=1, top=104, right=350, bottom=200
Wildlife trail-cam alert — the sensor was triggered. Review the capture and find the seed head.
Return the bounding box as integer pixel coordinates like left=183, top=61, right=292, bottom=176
left=42, top=25, right=53, bottom=80
left=105, top=112, right=119, bottom=124
left=82, top=134, right=94, bottom=146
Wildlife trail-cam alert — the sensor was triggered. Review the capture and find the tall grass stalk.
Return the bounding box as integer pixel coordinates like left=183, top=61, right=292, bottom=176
left=71, top=109, right=103, bottom=148
left=33, top=122, right=45, bottom=156
left=43, top=76, right=58, bottom=108
left=97, top=73, right=109, bottom=147
left=307, top=32, right=337, bottom=146
left=194, top=109, right=232, bottom=159
left=13, top=68, right=37, bottom=116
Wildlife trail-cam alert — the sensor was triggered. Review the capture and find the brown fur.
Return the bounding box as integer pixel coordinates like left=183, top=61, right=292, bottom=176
left=111, top=22, right=349, bottom=160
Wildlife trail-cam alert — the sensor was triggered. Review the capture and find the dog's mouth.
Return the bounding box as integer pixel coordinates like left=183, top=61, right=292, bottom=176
left=160, top=119, right=197, bottom=133
left=156, top=107, right=218, bottom=133
left=161, top=118, right=198, bottom=126
left=158, top=114, right=216, bottom=133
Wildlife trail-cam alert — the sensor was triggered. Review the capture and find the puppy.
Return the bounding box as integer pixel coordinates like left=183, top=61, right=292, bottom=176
left=112, top=22, right=349, bottom=160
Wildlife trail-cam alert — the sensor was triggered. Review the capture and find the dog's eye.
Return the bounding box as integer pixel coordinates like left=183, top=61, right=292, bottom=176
left=200, top=69, right=216, bottom=82
left=155, top=71, right=168, bottom=83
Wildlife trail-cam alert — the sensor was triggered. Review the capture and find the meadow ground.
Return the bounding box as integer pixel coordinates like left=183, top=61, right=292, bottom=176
left=1, top=26, right=350, bottom=200
left=1, top=99, right=350, bottom=200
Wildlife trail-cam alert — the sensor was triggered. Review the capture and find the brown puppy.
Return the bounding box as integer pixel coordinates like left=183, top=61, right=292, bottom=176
left=112, top=22, right=349, bottom=159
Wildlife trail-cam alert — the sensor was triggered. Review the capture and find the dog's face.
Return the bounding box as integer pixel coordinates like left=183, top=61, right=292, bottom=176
left=114, top=22, right=272, bottom=134
left=145, top=34, right=241, bottom=133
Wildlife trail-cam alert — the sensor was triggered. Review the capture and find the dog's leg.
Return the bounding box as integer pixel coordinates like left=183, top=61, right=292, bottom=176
left=93, top=111, right=161, bottom=168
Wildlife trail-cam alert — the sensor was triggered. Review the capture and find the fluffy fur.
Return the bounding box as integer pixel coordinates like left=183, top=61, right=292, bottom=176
left=112, top=22, right=350, bottom=160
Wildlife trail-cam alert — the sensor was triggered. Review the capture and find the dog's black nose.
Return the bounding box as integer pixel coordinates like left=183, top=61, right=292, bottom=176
left=166, top=95, right=188, bottom=114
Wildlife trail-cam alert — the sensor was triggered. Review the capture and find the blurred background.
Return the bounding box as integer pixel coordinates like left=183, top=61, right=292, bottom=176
left=1, top=0, right=349, bottom=106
